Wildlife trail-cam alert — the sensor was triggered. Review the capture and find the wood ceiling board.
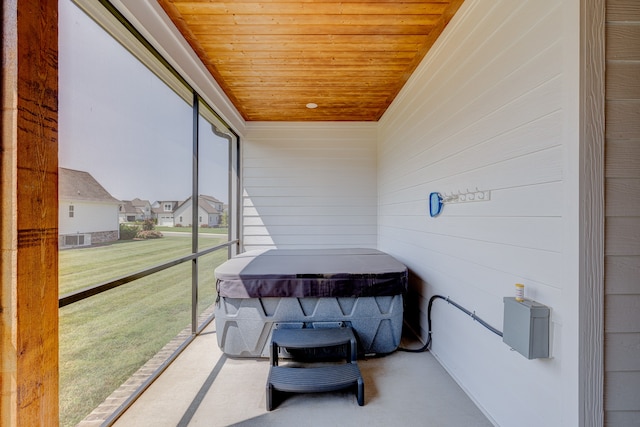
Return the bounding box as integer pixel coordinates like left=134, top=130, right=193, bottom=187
left=188, top=24, right=438, bottom=35
left=171, top=2, right=449, bottom=16
left=158, top=0, right=465, bottom=121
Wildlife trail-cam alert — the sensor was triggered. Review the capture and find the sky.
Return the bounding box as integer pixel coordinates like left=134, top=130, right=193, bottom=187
left=58, top=0, right=229, bottom=204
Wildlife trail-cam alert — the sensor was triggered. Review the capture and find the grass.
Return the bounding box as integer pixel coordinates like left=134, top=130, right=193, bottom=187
left=59, top=235, right=229, bottom=427
left=155, top=225, right=229, bottom=234
left=59, top=231, right=228, bottom=294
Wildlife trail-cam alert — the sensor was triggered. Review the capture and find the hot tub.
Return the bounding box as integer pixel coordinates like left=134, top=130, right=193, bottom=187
left=214, top=248, right=407, bottom=357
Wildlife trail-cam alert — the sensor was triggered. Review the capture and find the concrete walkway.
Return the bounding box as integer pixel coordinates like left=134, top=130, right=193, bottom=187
left=110, top=321, right=494, bottom=427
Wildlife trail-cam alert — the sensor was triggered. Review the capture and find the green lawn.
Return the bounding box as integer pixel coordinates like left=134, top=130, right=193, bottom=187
left=59, top=236, right=228, bottom=426
left=155, top=225, right=229, bottom=234
left=59, top=232, right=227, bottom=295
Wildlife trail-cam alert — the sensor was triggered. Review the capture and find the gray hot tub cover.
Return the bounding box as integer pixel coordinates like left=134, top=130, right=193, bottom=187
left=215, top=248, right=408, bottom=299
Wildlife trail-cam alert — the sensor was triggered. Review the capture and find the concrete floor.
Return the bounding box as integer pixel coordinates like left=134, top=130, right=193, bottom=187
left=112, top=322, right=494, bottom=427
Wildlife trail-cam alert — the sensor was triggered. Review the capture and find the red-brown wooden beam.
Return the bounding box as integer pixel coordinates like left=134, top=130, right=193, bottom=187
left=1, top=0, right=59, bottom=425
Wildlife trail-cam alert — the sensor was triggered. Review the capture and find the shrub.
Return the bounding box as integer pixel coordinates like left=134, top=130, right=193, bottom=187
left=119, top=224, right=139, bottom=240
left=142, top=219, right=155, bottom=231
left=135, top=230, right=163, bottom=240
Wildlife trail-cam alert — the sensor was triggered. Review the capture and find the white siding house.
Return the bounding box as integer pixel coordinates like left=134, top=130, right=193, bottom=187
left=152, top=200, right=179, bottom=226
left=118, top=201, right=139, bottom=223
left=173, top=195, right=224, bottom=227
left=118, top=198, right=152, bottom=223
left=58, top=167, right=120, bottom=247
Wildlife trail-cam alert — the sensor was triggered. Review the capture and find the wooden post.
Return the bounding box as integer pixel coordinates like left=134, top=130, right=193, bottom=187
left=1, top=1, right=59, bottom=425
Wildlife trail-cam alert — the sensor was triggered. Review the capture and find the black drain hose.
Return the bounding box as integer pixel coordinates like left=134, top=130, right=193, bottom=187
left=400, top=294, right=503, bottom=353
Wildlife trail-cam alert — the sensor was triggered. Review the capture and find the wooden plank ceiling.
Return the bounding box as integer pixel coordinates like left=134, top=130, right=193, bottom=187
left=158, top=1, right=465, bottom=121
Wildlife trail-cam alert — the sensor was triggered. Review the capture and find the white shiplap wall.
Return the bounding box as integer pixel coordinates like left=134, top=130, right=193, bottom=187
left=241, top=123, right=378, bottom=251
left=378, top=0, right=580, bottom=426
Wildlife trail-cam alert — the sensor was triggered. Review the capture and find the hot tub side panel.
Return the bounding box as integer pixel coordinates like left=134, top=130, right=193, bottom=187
left=215, top=295, right=403, bottom=357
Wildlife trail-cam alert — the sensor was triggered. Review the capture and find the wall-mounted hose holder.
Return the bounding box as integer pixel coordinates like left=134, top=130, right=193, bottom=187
left=429, top=188, right=492, bottom=217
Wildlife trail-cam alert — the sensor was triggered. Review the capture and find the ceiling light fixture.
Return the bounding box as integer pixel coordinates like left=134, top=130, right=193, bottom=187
left=306, top=103, right=318, bottom=109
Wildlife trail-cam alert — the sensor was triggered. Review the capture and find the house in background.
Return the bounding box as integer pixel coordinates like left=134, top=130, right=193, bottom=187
left=174, top=195, right=224, bottom=227
left=58, top=167, right=120, bottom=248
left=118, top=198, right=152, bottom=223
left=151, top=200, right=179, bottom=226
left=118, top=201, right=139, bottom=223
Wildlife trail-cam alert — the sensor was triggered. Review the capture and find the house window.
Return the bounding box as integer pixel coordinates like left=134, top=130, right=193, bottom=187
left=64, top=234, right=85, bottom=246
left=69, top=205, right=74, bottom=218
left=164, top=203, right=172, bottom=212
left=179, top=216, right=182, bottom=222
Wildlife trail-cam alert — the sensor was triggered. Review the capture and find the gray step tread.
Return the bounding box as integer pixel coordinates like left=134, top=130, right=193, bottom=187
left=271, top=327, right=356, bottom=349
left=268, top=364, right=362, bottom=393
left=267, top=327, right=365, bottom=409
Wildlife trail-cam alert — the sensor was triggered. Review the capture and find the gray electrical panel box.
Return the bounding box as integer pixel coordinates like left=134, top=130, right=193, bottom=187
left=502, top=297, right=549, bottom=359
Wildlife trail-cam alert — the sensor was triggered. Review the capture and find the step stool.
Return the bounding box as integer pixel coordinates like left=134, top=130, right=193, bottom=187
left=266, top=327, right=365, bottom=410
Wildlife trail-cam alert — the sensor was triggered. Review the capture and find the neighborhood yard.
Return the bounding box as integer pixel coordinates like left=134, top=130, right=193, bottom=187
left=59, top=234, right=229, bottom=426
left=155, top=225, right=229, bottom=235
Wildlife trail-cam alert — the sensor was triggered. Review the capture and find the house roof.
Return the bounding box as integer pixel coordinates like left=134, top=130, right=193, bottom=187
left=120, top=200, right=149, bottom=215
left=130, top=198, right=150, bottom=207
left=59, top=168, right=120, bottom=204
left=200, top=194, right=224, bottom=205
left=157, top=0, right=466, bottom=121
left=119, top=200, right=138, bottom=214
left=151, top=201, right=180, bottom=214
left=176, top=195, right=223, bottom=214
left=199, top=201, right=219, bottom=215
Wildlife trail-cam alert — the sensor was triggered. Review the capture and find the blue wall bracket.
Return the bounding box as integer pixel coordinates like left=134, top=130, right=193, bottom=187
left=429, top=192, right=444, bottom=217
